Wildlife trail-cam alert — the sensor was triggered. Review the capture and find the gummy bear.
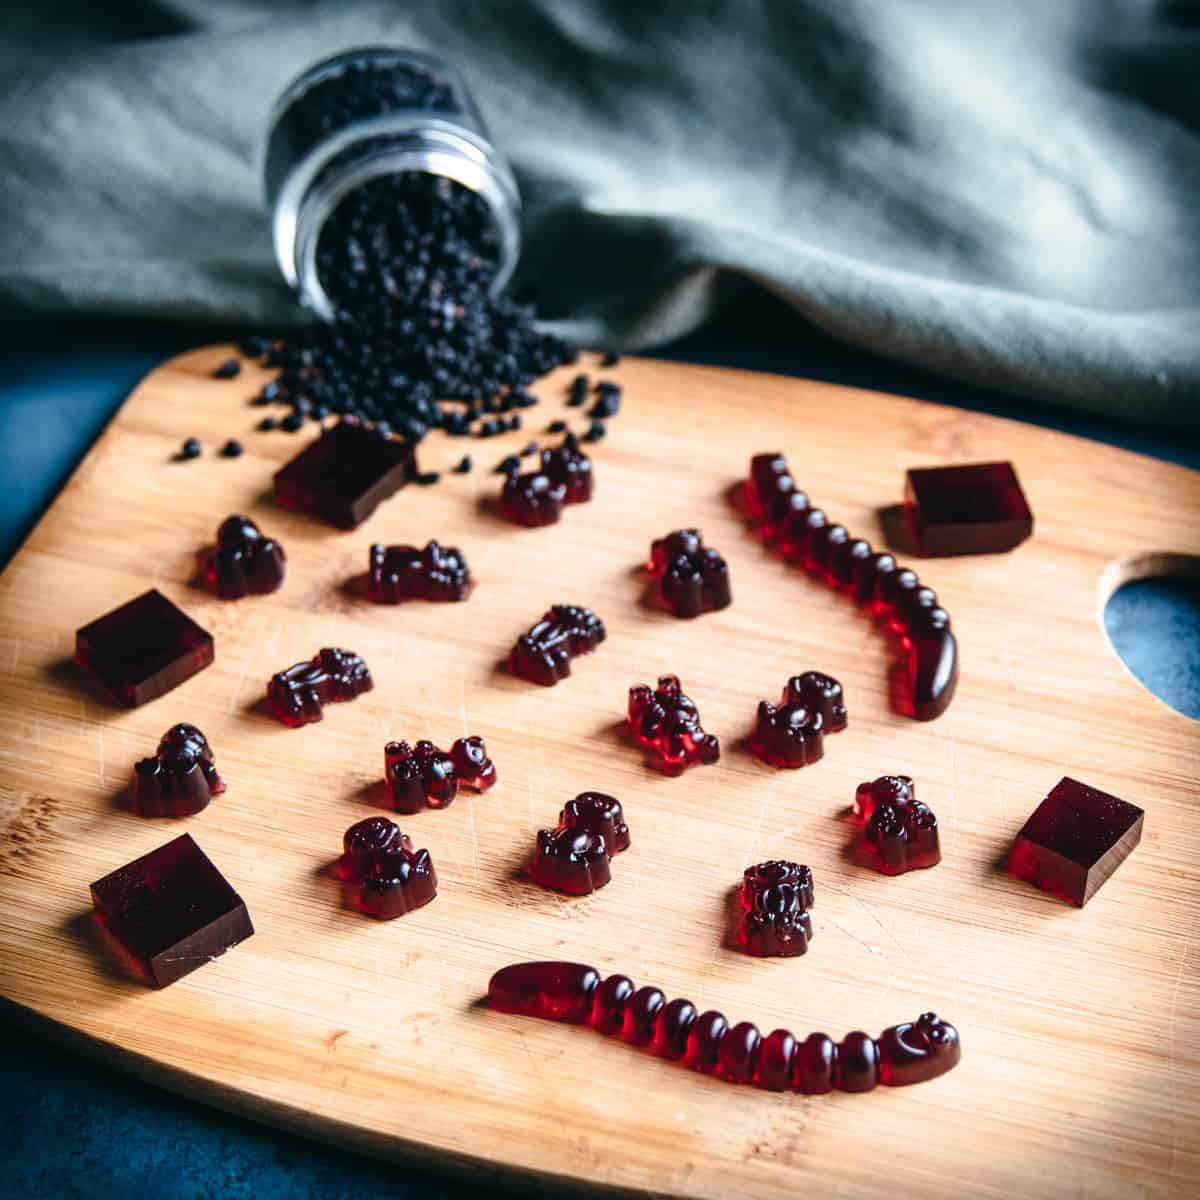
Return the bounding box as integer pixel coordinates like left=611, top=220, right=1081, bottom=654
left=206, top=515, right=286, bottom=599
left=508, top=605, right=606, bottom=685
left=273, top=417, right=417, bottom=529
left=367, top=540, right=472, bottom=602
left=265, top=647, right=372, bottom=727
left=540, top=433, right=593, bottom=504
left=90, top=833, right=254, bottom=987
left=487, top=960, right=962, bottom=1092
left=76, top=589, right=213, bottom=707
left=132, top=723, right=226, bottom=818
left=853, top=776, right=941, bottom=875
left=500, top=435, right=593, bottom=526
left=627, top=675, right=720, bottom=773
left=384, top=736, right=497, bottom=814
left=751, top=672, right=846, bottom=768
left=648, top=529, right=732, bottom=618
left=338, top=816, right=437, bottom=920
left=529, top=792, right=629, bottom=895
left=743, top=453, right=958, bottom=721
left=1006, top=776, right=1143, bottom=906
left=740, top=861, right=814, bottom=957
left=904, top=462, right=1033, bottom=557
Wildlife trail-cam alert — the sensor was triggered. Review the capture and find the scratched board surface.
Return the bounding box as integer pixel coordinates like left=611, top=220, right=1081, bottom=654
left=0, top=348, right=1198, bottom=1199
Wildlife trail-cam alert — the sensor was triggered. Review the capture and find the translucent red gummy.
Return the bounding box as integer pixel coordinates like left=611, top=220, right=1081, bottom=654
left=132, top=723, right=225, bottom=818
left=488, top=961, right=961, bottom=1092
left=741, top=861, right=814, bottom=957
left=500, top=434, right=592, bottom=527
left=854, top=776, right=941, bottom=875
left=752, top=671, right=846, bottom=768
left=384, top=736, right=497, bottom=813
left=205, top=515, right=286, bottom=599
left=627, top=675, right=720, bottom=773
left=265, top=647, right=372, bottom=726
left=75, top=589, right=213, bottom=707
left=90, top=833, right=253, bottom=987
left=647, top=529, right=732, bottom=618
left=530, top=793, right=630, bottom=895
left=273, top=417, right=417, bottom=530
left=508, top=604, right=605, bottom=685
left=905, top=462, right=1033, bottom=557
left=743, top=453, right=958, bottom=720
left=1006, top=776, right=1144, bottom=906
left=367, top=540, right=472, bottom=602
left=338, top=816, right=437, bottom=920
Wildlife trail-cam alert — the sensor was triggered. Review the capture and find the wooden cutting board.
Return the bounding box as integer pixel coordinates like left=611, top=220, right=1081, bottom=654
left=1, top=347, right=1198, bottom=1199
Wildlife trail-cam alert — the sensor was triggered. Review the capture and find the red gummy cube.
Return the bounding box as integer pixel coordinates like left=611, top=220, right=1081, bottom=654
left=741, top=861, right=814, bottom=957
left=206, top=515, right=286, bottom=599
left=132, top=723, right=225, bottom=817
left=265, top=647, right=372, bottom=726
left=1007, top=777, right=1143, bottom=906
left=904, top=462, right=1032, bottom=557
left=366, top=540, right=472, bottom=602
left=854, top=776, right=940, bottom=875
left=339, top=816, right=437, bottom=919
left=627, top=675, right=719, bottom=773
left=273, top=418, right=417, bottom=530
left=90, top=833, right=253, bottom=986
left=76, top=589, right=213, bottom=707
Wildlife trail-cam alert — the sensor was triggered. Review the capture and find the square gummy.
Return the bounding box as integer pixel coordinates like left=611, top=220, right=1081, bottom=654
left=904, top=462, right=1032, bottom=557
left=1007, top=777, right=1144, bottom=906
left=90, top=833, right=253, bottom=986
left=75, top=589, right=213, bottom=706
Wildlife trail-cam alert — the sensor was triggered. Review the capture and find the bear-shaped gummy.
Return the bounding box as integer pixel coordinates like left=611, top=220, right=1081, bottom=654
left=500, top=469, right=567, bottom=527
left=854, top=775, right=941, bottom=875
left=207, top=515, right=286, bottom=599
left=265, top=647, right=373, bottom=727
left=648, top=529, right=732, bottom=618
left=540, top=433, right=593, bottom=504
left=132, top=723, right=225, bottom=818
left=741, top=861, right=814, bottom=957
left=509, top=604, right=606, bottom=685
left=367, top=540, right=472, bottom=602
left=752, top=671, right=846, bottom=768
left=627, top=674, right=720, bottom=773
left=338, top=816, right=436, bottom=920
left=384, top=735, right=497, bottom=814
left=561, top=792, right=630, bottom=854
left=529, top=793, right=629, bottom=895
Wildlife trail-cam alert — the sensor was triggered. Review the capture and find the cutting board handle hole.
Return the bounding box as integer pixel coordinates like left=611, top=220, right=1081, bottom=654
left=1098, top=552, right=1200, bottom=720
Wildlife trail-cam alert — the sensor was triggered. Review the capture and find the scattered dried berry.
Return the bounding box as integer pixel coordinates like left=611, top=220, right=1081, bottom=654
left=238, top=335, right=272, bottom=358
left=582, top=421, right=606, bottom=442
left=496, top=454, right=521, bottom=474
left=547, top=419, right=567, bottom=433
left=453, top=455, right=473, bottom=474
left=600, top=351, right=620, bottom=366
left=212, top=358, right=241, bottom=380
left=280, top=413, right=303, bottom=432
left=519, top=440, right=539, bottom=457
left=179, top=437, right=202, bottom=460
left=220, top=439, right=244, bottom=458
left=589, top=392, right=620, bottom=420
left=415, top=471, right=441, bottom=486
left=258, top=416, right=278, bottom=431
left=568, top=375, right=589, bottom=406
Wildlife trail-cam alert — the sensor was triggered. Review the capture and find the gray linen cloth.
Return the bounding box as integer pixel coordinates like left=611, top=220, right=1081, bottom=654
left=0, top=0, right=1197, bottom=427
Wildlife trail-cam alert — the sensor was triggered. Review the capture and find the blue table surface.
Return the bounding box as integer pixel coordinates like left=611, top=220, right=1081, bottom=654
left=1, top=313, right=1197, bottom=1200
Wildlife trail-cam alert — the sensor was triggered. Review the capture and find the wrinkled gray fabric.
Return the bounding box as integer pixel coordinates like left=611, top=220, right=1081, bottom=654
left=1, top=0, right=1198, bottom=427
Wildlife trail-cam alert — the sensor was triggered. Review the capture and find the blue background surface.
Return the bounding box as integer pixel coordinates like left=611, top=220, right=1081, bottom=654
left=1, top=312, right=1197, bottom=1199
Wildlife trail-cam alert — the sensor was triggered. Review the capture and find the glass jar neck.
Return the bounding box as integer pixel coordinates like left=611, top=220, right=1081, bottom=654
left=281, top=118, right=521, bottom=321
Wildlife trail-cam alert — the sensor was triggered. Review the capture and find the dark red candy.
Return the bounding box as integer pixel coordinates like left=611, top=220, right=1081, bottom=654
left=265, top=647, right=372, bottom=726
left=654, top=997, right=698, bottom=1059
left=560, top=792, right=629, bottom=853
left=90, top=833, right=253, bottom=987
left=450, top=735, right=497, bottom=791
left=76, top=589, right=213, bottom=707
left=509, top=604, right=605, bottom=685
left=829, top=537, right=873, bottom=589
left=686, top=1010, right=729, bottom=1073
left=805, top=522, right=848, bottom=576
left=530, top=828, right=610, bottom=895
left=757, top=1029, right=797, bottom=1091
left=623, top=986, right=666, bottom=1045
left=878, top=1013, right=962, bottom=1085
left=1006, top=776, right=1144, bottom=906
left=273, top=418, right=417, bottom=529
left=367, top=540, right=472, bottom=602
left=793, top=1032, right=838, bottom=1095
left=751, top=671, right=845, bottom=769
left=906, top=620, right=959, bottom=721
left=741, top=860, right=814, bottom=957
left=838, top=1031, right=880, bottom=1092
left=778, top=506, right=826, bottom=563
left=338, top=816, right=436, bottom=920
left=385, top=740, right=456, bottom=812
left=500, top=468, right=567, bottom=527
left=854, top=776, right=941, bottom=875
left=132, top=723, right=225, bottom=818
left=627, top=674, right=719, bottom=773
left=648, top=529, right=732, bottom=618
left=718, top=1022, right=762, bottom=1084
left=905, top=462, right=1033, bottom=557
left=853, top=551, right=896, bottom=605
left=540, top=433, right=593, bottom=504
left=745, top=453, right=803, bottom=534
left=592, top=974, right=635, bottom=1035
left=338, top=815, right=408, bottom=881
left=206, top=515, right=286, bottom=599
left=489, top=961, right=601, bottom=1023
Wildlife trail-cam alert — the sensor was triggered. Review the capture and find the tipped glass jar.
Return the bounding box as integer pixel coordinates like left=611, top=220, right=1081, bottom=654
left=264, top=47, right=521, bottom=321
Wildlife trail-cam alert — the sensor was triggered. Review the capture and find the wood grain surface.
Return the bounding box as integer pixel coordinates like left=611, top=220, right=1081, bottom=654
left=1, top=347, right=1198, bottom=1199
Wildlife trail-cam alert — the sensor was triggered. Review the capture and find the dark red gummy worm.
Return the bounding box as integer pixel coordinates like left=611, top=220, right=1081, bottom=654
left=488, top=962, right=960, bottom=1093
